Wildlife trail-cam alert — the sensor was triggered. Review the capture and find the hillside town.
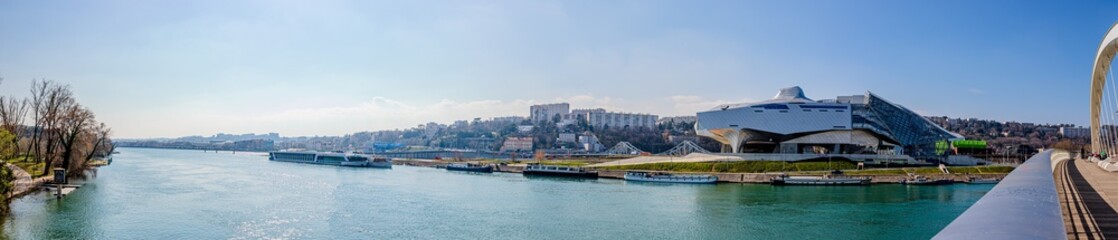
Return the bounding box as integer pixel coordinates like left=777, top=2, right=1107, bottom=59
left=118, top=102, right=1088, bottom=159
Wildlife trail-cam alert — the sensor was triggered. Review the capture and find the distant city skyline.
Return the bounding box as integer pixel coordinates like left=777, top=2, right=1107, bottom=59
left=2, top=1, right=1116, bottom=138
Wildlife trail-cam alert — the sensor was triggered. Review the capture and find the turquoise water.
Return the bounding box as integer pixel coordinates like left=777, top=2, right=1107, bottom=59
left=3, top=148, right=992, bottom=239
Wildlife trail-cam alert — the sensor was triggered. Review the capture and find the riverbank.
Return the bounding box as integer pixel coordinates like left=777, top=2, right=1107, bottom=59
left=3, top=155, right=115, bottom=201
left=392, top=159, right=1011, bottom=184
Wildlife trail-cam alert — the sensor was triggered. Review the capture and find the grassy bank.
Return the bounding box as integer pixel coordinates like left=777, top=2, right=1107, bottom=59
left=4, top=156, right=47, bottom=177
left=593, top=161, right=1015, bottom=175
left=843, top=166, right=1015, bottom=175
left=594, top=161, right=858, bottom=173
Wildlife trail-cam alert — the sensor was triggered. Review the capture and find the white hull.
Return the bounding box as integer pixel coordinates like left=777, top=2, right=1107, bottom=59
left=773, top=176, right=870, bottom=185
left=339, top=161, right=366, bottom=166
left=270, top=151, right=391, bottom=168
left=624, top=173, right=717, bottom=184
left=368, top=161, right=393, bottom=168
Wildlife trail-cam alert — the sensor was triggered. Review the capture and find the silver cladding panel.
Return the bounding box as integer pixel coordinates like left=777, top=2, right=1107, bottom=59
left=696, top=103, right=852, bottom=135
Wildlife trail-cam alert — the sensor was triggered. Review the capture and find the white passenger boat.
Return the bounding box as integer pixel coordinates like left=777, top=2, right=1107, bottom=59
left=770, top=170, right=870, bottom=185
left=624, top=171, right=717, bottom=184
left=269, top=151, right=391, bottom=168
left=901, top=174, right=954, bottom=185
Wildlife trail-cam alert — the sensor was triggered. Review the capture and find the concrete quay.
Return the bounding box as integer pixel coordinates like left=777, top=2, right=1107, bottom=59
left=593, top=171, right=1004, bottom=184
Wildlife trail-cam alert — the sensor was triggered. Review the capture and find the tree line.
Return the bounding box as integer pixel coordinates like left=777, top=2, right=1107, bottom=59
left=0, top=79, right=113, bottom=179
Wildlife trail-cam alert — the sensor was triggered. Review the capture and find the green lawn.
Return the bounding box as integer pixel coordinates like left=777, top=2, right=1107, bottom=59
left=842, top=168, right=910, bottom=175
left=843, top=166, right=1015, bottom=175
left=594, top=161, right=858, bottom=173
left=475, top=159, right=595, bottom=167
left=4, top=156, right=48, bottom=177
left=946, top=166, right=1016, bottom=174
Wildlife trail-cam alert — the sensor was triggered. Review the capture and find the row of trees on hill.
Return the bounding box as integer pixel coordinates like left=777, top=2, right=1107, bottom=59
left=0, top=79, right=113, bottom=182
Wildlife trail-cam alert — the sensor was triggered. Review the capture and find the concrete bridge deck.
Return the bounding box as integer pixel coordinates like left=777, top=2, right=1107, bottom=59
left=1057, top=158, right=1118, bottom=239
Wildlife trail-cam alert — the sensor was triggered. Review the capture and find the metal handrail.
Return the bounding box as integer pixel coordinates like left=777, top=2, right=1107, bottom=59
left=933, top=150, right=1065, bottom=240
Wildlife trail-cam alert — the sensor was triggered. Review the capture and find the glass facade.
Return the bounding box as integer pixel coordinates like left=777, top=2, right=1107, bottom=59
left=271, top=152, right=316, bottom=162
left=318, top=155, right=346, bottom=164
left=851, top=94, right=958, bottom=158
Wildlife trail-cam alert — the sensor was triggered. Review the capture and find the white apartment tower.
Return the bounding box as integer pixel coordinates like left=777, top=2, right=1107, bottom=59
left=530, top=103, right=570, bottom=123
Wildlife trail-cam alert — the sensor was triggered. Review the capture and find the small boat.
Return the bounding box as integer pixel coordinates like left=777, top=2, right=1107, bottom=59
left=966, top=177, right=1000, bottom=184
left=902, top=174, right=954, bottom=185
left=624, top=171, right=717, bottom=184
left=771, top=170, right=870, bottom=185
left=446, top=163, right=493, bottom=173
left=522, top=163, right=598, bottom=178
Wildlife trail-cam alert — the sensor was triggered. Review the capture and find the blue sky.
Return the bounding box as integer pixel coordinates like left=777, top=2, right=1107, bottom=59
left=0, top=1, right=1115, bottom=138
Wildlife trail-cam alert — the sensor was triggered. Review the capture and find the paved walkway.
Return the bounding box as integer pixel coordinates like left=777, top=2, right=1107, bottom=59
left=6, top=163, right=32, bottom=197
left=5, top=163, right=48, bottom=199
left=1056, top=158, right=1118, bottom=239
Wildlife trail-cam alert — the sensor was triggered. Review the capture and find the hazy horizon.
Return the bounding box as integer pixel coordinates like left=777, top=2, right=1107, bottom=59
left=2, top=1, right=1115, bottom=138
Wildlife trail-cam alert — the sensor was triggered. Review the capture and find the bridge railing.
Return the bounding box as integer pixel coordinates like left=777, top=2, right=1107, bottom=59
left=933, top=150, right=1065, bottom=240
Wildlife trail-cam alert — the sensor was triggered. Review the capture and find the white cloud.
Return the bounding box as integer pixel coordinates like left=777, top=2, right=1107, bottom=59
left=558, top=95, right=625, bottom=112
left=669, top=95, right=703, bottom=103
left=666, top=95, right=754, bottom=116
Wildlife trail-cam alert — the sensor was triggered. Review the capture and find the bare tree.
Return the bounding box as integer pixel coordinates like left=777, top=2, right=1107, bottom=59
left=25, top=80, right=72, bottom=176
left=56, top=98, right=93, bottom=172
left=0, top=97, right=29, bottom=158
left=83, top=123, right=111, bottom=165
left=25, top=80, right=49, bottom=163
left=4, top=79, right=112, bottom=178
left=0, top=77, right=29, bottom=158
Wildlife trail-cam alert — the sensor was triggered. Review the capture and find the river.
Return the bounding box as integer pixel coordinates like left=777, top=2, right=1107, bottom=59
left=3, top=148, right=992, bottom=239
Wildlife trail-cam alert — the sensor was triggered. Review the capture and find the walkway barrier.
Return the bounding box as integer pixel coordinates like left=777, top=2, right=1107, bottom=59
left=1098, top=160, right=1118, bottom=172
left=933, top=150, right=1065, bottom=240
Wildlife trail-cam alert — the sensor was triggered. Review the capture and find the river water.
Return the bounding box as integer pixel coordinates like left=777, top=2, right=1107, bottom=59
left=2, top=148, right=993, bottom=239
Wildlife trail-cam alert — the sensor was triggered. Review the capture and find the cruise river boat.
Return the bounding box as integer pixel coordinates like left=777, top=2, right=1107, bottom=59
left=624, top=171, right=717, bottom=184
left=965, top=177, right=1000, bottom=184
left=901, top=174, right=954, bottom=185
left=269, top=151, right=392, bottom=168
left=522, top=164, right=598, bottom=178
left=770, top=170, right=871, bottom=185
left=446, top=163, right=493, bottom=173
